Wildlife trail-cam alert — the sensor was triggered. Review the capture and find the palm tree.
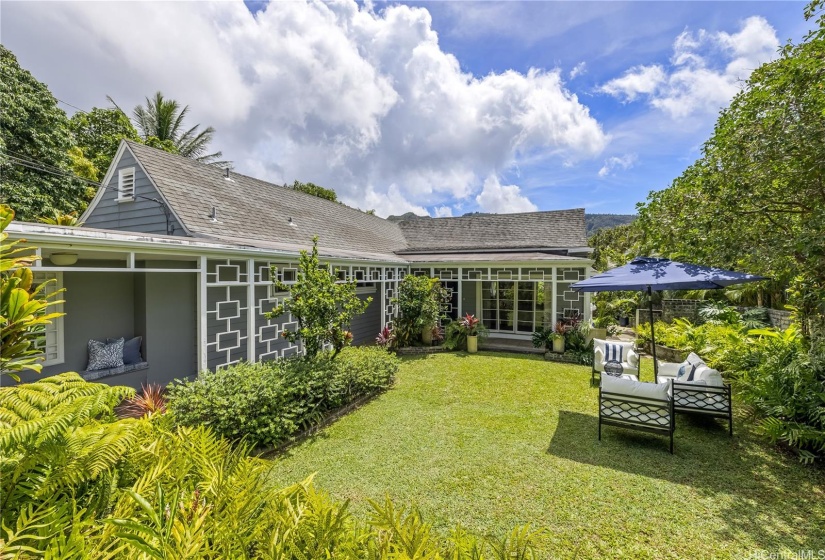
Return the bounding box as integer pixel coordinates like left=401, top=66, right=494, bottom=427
left=109, top=92, right=223, bottom=164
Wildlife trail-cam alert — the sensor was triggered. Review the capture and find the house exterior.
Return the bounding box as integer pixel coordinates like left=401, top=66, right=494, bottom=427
left=6, top=140, right=592, bottom=389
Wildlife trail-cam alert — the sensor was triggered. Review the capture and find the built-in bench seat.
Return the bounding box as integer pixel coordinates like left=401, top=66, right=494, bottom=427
left=81, top=361, right=149, bottom=381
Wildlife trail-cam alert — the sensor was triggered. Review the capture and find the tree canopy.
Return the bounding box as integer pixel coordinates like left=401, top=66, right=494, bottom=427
left=0, top=46, right=89, bottom=221
left=288, top=180, right=338, bottom=202
left=68, top=107, right=141, bottom=181
left=637, top=1, right=825, bottom=324
left=129, top=91, right=223, bottom=163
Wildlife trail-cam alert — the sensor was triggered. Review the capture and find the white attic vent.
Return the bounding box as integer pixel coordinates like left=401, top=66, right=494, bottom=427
left=117, top=167, right=136, bottom=202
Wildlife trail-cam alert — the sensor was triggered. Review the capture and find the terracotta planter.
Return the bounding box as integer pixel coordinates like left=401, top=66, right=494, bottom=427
left=552, top=338, right=565, bottom=353
left=466, top=335, right=478, bottom=353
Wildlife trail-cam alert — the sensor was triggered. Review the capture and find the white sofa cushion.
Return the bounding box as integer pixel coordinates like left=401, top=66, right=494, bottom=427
left=693, top=365, right=724, bottom=387
left=601, top=373, right=670, bottom=402
left=686, top=352, right=705, bottom=366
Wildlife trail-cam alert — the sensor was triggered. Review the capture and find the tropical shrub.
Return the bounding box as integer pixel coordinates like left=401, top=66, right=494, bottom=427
left=168, top=347, right=399, bottom=447
left=697, top=300, right=741, bottom=325
left=564, top=322, right=594, bottom=366
left=0, top=372, right=137, bottom=524
left=117, top=383, right=167, bottom=419
left=1, top=373, right=542, bottom=558
left=735, top=328, right=825, bottom=462
left=375, top=323, right=396, bottom=348
left=0, top=204, right=65, bottom=381
left=392, top=275, right=448, bottom=347
left=266, top=237, right=369, bottom=358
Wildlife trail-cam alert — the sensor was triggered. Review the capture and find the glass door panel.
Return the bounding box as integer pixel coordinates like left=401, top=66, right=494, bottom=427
left=498, top=282, right=514, bottom=331
left=481, top=281, right=498, bottom=330
left=517, top=282, right=535, bottom=332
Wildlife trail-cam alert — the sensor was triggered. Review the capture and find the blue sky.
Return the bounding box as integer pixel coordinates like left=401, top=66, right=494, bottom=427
left=3, top=1, right=811, bottom=217
left=411, top=1, right=808, bottom=214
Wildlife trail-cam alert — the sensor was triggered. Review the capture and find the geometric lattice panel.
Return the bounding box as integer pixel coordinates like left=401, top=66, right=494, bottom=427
left=206, top=284, right=248, bottom=370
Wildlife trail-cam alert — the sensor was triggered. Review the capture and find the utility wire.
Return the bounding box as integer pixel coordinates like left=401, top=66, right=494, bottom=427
left=55, top=98, right=88, bottom=114
left=2, top=150, right=177, bottom=235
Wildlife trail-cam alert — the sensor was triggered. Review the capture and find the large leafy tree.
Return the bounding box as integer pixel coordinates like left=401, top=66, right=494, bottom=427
left=0, top=46, right=88, bottom=221
left=129, top=91, right=223, bottom=163
left=68, top=107, right=141, bottom=181
left=638, top=1, right=825, bottom=326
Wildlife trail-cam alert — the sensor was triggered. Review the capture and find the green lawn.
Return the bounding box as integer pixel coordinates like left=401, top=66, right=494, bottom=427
left=267, top=352, right=825, bottom=558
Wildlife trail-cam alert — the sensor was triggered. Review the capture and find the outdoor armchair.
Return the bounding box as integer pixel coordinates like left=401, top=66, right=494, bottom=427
left=592, top=339, right=640, bottom=384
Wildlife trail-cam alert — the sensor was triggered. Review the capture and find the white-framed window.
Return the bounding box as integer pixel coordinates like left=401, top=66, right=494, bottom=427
left=33, top=271, right=64, bottom=366
left=117, top=167, right=136, bottom=201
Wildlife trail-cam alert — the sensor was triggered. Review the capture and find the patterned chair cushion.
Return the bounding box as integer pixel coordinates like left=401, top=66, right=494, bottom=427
left=87, top=338, right=125, bottom=371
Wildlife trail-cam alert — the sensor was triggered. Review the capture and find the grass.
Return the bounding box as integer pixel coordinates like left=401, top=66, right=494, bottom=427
left=267, top=352, right=825, bottom=558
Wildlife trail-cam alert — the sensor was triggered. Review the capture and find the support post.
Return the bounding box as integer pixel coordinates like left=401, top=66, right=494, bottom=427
left=247, top=258, right=256, bottom=363
left=648, top=285, right=658, bottom=383
left=197, top=256, right=208, bottom=374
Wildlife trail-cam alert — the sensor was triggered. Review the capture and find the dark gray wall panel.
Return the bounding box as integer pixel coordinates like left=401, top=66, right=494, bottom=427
left=141, top=271, right=198, bottom=387
left=351, top=292, right=380, bottom=345
left=462, top=281, right=478, bottom=316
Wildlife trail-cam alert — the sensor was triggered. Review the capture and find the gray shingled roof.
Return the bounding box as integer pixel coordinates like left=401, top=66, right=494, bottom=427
left=396, top=210, right=587, bottom=253
left=125, top=141, right=409, bottom=258
left=124, top=141, right=587, bottom=259
left=403, top=252, right=589, bottom=263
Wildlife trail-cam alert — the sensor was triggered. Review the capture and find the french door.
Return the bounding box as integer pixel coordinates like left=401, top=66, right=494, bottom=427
left=481, top=281, right=542, bottom=333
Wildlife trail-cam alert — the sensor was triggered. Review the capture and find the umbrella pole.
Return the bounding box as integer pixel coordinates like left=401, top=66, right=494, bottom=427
left=648, top=285, right=658, bottom=383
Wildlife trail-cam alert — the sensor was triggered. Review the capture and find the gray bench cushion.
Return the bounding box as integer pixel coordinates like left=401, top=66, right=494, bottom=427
left=81, top=361, right=149, bottom=381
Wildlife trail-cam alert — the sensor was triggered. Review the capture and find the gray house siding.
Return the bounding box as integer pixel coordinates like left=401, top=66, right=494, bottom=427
left=83, top=149, right=185, bottom=236
left=351, top=292, right=380, bottom=345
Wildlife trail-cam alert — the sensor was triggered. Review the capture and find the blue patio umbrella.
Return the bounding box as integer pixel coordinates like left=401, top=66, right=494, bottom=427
left=571, top=257, right=767, bottom=381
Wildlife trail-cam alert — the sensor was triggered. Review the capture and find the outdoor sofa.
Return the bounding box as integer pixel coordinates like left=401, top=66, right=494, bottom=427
left=599, top=373, right=674, bottom=454
left=656, top=353, right=733, bottom=435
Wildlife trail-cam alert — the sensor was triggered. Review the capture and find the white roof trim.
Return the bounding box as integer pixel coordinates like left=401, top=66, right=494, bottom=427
left=79, top=140, right=193, bottom=236
left=6, top=222, right=405, bottom=265
left=79, top=141, right=127, bottom=222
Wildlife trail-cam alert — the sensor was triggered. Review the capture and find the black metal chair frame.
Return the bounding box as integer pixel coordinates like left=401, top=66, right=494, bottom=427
left=598, top=384, right=675, bottom=454
left=671, top=380, right=733, bottom=435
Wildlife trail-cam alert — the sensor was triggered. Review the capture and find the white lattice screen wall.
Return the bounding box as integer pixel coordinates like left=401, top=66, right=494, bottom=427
left=204, top=259, right=404, bottom=369
left=203, top=260, right=587, bottom=368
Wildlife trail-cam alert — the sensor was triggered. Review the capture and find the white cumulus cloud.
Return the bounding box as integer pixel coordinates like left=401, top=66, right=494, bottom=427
left=598, top=154, right=638, bottom=178
left=433, top=206, right=454, bottom=218
left=598, top=16, right=779, bottom=119
left=475, top=176, right=538, bottom=214
left=3, top=0, right=608, bottom=217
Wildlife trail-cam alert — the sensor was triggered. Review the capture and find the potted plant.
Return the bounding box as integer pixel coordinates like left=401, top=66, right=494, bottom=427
left=393, top=276, right=448, bottom=347
left=589, top=316, right=613, bottom=343
left=459, top=313, right=484, bottom=353
left=552, top=321, right=566, bottom=353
